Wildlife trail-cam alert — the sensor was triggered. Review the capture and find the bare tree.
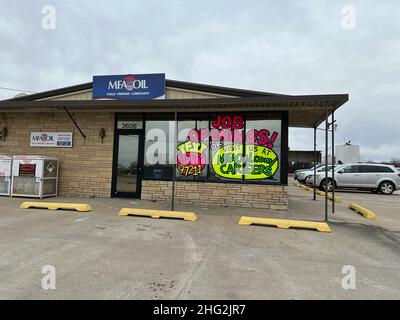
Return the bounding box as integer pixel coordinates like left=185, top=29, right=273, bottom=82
left=389, top=157, right=400, bottom=167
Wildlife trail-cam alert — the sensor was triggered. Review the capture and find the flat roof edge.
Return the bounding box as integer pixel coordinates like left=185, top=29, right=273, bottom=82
left=0, top=94, right=349, bottom=108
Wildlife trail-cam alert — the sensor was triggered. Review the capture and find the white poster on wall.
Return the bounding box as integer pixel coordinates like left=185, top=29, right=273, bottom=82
left=0, top=159, right=12, bottom=177
left=30, top=132, right=73, bottom=148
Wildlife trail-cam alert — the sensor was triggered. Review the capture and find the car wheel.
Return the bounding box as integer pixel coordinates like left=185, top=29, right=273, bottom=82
left=379, top=181, right=395, bottom=195
left=320, top=179, right=334, bottom=192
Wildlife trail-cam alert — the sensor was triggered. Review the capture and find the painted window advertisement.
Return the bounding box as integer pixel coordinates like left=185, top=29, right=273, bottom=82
left=176, top=115, right=281, bottom=182
left=176, top=120, right=208, bottom=179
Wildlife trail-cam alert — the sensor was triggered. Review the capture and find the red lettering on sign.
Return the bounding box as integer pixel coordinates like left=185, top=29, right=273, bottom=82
left=187, top=117, right=279, bottom=148
left=268, top=131, right=279, bottom=149
left=246, top=129, right=257, bottom=144
left=232, top=116, right=244, bottom=129
left=257, top=129, right=270, bottom=146
left=219, top=129, right=231, bottom=141
left=187, top=129, right=199, bottom=141
left=210, top=129, right=220, bottom=141
left=211, top=115, right=244, bottom=130
left=211, top=115, right=222, bottom=129
left=233, top=129, right=244, bottom=143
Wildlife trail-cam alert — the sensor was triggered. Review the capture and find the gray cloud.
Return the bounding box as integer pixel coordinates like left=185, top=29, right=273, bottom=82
left=0, top=0, right=399, bottom=161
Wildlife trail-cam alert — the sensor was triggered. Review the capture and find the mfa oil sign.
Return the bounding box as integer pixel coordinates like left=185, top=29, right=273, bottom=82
left=30, top=132, right=73, bottom=148
left=92, top=73, right=166, bottom=100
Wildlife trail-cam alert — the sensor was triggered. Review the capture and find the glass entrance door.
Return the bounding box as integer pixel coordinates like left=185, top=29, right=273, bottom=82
left=112, top=131, right=143, bottom=198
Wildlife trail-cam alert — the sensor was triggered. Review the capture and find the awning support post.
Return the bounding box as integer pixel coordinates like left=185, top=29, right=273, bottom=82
left=324, top=108, right=329, bottom=222
left=171, top=107, right=178, bottom=211
left=331, top=110, right=335, bottom=213
left=313, top=125, right=317, bottom=201
left=63, top=106, right=86, bottom=139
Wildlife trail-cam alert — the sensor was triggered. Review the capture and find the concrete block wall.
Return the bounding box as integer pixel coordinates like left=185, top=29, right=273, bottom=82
left=141, top=180, right=288, bottom=210
left=0, top=111, right=114, bottom=197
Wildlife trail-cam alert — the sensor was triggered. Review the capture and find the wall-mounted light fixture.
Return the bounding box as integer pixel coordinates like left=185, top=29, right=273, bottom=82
left=99, top=128, right=106, bottom=143
left=0, top=127, right=7, bottom=141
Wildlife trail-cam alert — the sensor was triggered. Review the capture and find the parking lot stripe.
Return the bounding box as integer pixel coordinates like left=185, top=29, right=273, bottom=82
left=20, top=202, right=92, bottom=212
left=348, top=203, right=377, bottom=219
left=118, top=208, right=198, bottom=221
left=238, top=216, right=332, bottom=233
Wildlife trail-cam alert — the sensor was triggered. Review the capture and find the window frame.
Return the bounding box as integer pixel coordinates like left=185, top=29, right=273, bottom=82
left=116, top=111, right=289, bottom=186
left=343, top=165, right=361, bottom=173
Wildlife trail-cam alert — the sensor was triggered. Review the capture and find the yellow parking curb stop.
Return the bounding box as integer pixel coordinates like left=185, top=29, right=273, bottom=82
left=296, top=183, right=342, bottom=203
left=296, top=184, right=315, bottom=192
left=118, top=208, right=197, bottom=221
left=20, top=202, right=92, bottom=212
left=238, top=216, right=331, bottom=233
left=315, top=190, right=342, bottom=203
left=348, top=203, right=376, bottom=219
left=296, top=183, right=309, bottom=190
left=328, top=194, right=342, bottom=203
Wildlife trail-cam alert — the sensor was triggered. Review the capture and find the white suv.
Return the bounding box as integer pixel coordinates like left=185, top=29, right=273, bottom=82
left=312, top=163, right=400, bottom=195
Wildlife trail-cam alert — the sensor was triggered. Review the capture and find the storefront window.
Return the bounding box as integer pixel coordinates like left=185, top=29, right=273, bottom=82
left=142, top=113, right=283, bottom=184
left=196, top=120, right=209, bottom=181
left=176, top=119, right=208, bottom=180
left=244, top=119, right=281, bottom=182
left=143, top=119, right=174, bottom=180
left=208, top=114, right=243, bottom=182
left=176, top=120, right=196, bottom=181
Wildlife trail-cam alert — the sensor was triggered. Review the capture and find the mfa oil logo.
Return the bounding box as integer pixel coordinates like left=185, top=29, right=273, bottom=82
left=32, top=133, right=54, bottom=142
left=108, top=75, right=149, bottom=91
left=93, top=73, right=165, bottom=100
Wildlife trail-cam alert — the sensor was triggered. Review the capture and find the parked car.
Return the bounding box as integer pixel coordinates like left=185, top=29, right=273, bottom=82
left=294, top=165, right=318, bottom=180
left=305, top=165, right=338, bottom=185
left=294, top=164, right=324, bottom=181
left=312, top=163, right=400, bottom=195
left=295, top=165, right=334, bottom=183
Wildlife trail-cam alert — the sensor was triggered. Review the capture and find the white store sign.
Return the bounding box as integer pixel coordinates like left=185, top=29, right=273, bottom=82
left=30, top=132, right=73, bottom=148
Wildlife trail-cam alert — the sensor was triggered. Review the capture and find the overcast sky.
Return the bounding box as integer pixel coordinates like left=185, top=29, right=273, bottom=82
left=1, top=0, right=399, bottom=161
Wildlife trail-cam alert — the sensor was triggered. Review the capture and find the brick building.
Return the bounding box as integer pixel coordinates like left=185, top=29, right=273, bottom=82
left=0, top=74, right=348, bottom=210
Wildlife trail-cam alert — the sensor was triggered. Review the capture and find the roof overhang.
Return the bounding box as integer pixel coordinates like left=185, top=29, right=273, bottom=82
left=7, top=79, right=286, bottom=101
left=0, top=94, right=348, bottom=128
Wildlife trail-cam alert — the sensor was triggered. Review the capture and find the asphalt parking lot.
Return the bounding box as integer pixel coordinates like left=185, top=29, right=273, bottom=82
left=0, top=178, right=399, bottom=300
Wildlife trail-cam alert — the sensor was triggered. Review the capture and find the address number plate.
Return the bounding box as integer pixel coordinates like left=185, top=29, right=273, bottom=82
left=117, top=121, right=143, bottom=130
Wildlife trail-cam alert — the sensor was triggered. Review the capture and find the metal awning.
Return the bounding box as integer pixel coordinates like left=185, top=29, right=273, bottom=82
left=0, top=94, right=348, bottom=128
